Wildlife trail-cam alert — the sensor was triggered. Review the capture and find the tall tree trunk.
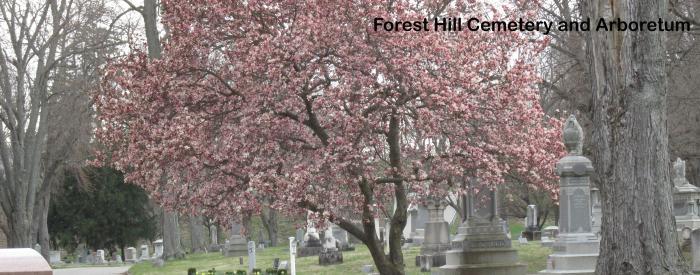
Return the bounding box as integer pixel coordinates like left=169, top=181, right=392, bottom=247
left=260, top=207, right=278, bottom=247
left=38, top=197, right=50, bottom=260
left=189, top=215, right=206, bottom=253
left=142, top=0, right=185, bottom=261
left=586, top=0, right=688, bottom=274
left=163, top=211, right=184, bottom=260
left=242, top=213, right=252, bottom=240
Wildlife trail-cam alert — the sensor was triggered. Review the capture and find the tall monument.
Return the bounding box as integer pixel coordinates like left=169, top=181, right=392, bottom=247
left=539, top=114, right=599, bottom=275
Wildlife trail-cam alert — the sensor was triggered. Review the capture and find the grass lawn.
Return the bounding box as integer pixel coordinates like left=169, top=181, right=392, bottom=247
left=129, top=241, right=552, bottom=275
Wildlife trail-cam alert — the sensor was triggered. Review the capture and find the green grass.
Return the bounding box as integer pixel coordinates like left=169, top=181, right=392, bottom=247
left=129, top=242, right=552, bottom=275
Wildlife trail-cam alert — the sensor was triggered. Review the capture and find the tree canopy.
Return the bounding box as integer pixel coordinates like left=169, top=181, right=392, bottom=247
left=95, top=0, right=564, bottom=272
left=49, top=167, right=157, bottom=252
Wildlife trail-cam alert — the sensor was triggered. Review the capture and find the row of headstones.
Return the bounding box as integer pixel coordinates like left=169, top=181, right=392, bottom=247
left=34, top=243, right=133, bottom=265
left=124, top=239, right=164, bottom=263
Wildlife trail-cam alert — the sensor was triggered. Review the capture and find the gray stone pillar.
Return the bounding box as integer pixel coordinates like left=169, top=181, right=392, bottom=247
left=692, top=229, right=700, bottom=272
left=540, top=114, right=599, bottom=275
left=416, top=199, right=451, bottom=268
left=522, top=204, right=541, bottom=240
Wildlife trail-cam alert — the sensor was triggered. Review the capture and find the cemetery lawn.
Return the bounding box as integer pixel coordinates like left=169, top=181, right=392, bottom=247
left=129, top=242, right=550, bottom=275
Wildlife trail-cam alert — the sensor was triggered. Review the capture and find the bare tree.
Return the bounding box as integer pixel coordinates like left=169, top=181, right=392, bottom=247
left=0, top=0, right=122, bottom=251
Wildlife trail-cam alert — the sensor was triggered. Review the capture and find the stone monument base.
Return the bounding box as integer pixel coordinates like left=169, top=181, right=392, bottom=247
left=435, top=218, right=526, bottom=275
left=414, top=253, right=446, bottom=267
left=297, top=246, right=323, bottom=257
left=437, top=248, right=527, bottom=275
left=318, top=250, right=343, bottom=265
left=222, top=237, right=247, bottom=257
left=539, top=233, right=599, bottom=275
left=522, top=230, right=542, bottom=241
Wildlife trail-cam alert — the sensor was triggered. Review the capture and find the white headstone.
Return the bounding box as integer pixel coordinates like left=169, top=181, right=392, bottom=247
left=96, top=250, right=105, bottom=264
left=139, top=245, right=150, bottom=260
left=289, top=237, right=297, bottom=275
left=48, top=250, right=62, bottom=264
left=125, top=247, right=137, bottom=262
left=153, top=239, right=164, bottom=258
left=247, top=241, right=256, bottom=274
left=518, top=235, right=528, bottom=244
left=323, top=226, right=337, bottom=251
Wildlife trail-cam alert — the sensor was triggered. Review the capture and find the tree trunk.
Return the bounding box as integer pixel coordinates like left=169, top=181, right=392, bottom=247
left=260, top=207, right=278, bottom=247
left=163, top=211, right=184, bottom=260
left=120, top=245, right=125, bottom=262
left=7, top=211, right=33, bottom=248
left=586, top=0, right=688, bottom=274
left=242, top=213, right=252, bottom=240
left=335, top=204, right=404, bottom=275
left=189, top=214, right=206, bottom=253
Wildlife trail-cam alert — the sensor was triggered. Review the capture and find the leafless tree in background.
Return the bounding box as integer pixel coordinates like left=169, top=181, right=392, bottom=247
left=0, top=0, right=125, bottom=255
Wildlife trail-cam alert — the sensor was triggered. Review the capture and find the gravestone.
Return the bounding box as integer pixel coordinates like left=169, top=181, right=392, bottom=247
left=518, top=235, right=528, bottom=244
left=435, top=182, right=527, bottom=275
left=322, top=226, right=337, bottom=250
left=692, top=229, right=700, bottom=272
left=319, top=226, right=343, bottom=265
left=415, top=199, right=450, bottom=268
left=247, top=241, right=256, bottom=275
left=590, top=187, right=602, bottom=237
left=541, top=226, right=559, bottom=248
left=113, top=253, right=122, bottom=263
left=673, top=158, right=700, bottom=236
left=153, top=239, right=164, bottom=258
left=419, top=254, right=433, bottom=272
left=278, top=260, right=288, bottom=270
left=125, top=247, right=137, bottom=262
left=75, top=244, right=87, bottom=263
left=408, top=205, right=428, bottom=245
left=295, top=229, right=304, bottom=247
left=521, top=205, right=541, bottom=240
left=298, top=217, right=323, bottom=257
left=95, top=250, right=105, bottom=264
left=222, top=222, right=247, bottom=257
left=140, top=245, right=150, bottom=261
left=542, top=226, right=559, bottom=238
left=208, top=224, right=220, bottom=252
left=331, top=225, right=353, bottom=251
left=540, top=115, right=599, bottom=275
left=541, top=236, right=554, bottom=247
left=49, top=250, right=62, bottom=264
left=0, top=248, right=52, bottom=275
left=288, top=237, right=297, bottom=275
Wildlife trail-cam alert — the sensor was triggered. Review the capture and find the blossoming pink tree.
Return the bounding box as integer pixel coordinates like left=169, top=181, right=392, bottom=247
left=95, top=0, right=562, bottom=273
